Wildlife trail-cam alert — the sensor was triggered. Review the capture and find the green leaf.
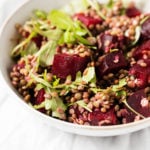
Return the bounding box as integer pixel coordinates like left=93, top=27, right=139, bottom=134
left=87, top=0, right=106, bottom=20
left=61, top=0, right=89, bottom=15
left=48, top=10, right=74, bottom=30
left=52, top=76, right=60, bottom=87
left=30, top=72, right=52, bottom=88
left=33, top=94, right=67, bottom=119
left=112, top=78, right=127, bottom=92
left=76, top=100, right=92, bottom=112
left=140, top=16, right=150, bottom=25
left=82, top=67, right=96, bottom=83
left=35, top=83, right=45, bottom=91
left=75, top=71, right=82, bottom=83
left=11, top=31, right=37, bottom=57
left=45, top=97, right=67, bottom=118
left=116, top=90, right=127, bottom=97
left=35, top=40, right=57, bottom=66
left=107, top=0, right=114, bottom=8
left=64, top=29, right=76, bottom=43
left=33, top=22, right=63, bottom=40
left=33, top=9, right=47, bottom=20
left=45, top=99, right=53, bottom=110
left=74, top=34, right=91, bottom=45
left=20, top=41, right=38, bottom=56
left=33, top=101, right=45, bottom=109
left=131, top=26, right=141, bottom=46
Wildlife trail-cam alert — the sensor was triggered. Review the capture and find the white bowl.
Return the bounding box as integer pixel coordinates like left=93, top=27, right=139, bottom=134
left=0, top=0, right=150, bottom=136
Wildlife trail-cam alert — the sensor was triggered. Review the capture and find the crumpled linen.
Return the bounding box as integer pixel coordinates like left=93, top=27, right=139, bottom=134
left=0, top=0, right=150, bottom=150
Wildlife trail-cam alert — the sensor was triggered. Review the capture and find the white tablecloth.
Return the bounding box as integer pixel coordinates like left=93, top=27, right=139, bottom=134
left=0, top=0, right=150, bottom=150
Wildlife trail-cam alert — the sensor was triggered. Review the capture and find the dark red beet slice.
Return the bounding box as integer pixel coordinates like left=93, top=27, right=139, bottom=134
left=97, top=51, right=127, bottom=76
left=141, top=17, right=150, bottom=40
left=52, top=54, right=90, bottom=79
left=127, top=89, right=150, bottom=117
left=97, top=33, right=128, bottom=53
left=97, top=33, right=118, bottom=53
left=123, top=89, right=150, bottom=123
left=126, top=6, right=141, bottom=18
left=133, top=40, right=150, bottom=59
left=75, top=13, right=102, bottom=27
left=35, top=88, right=45, bottom=105
left=129, top=61, right=150, bottom=88
left=88, top=108, right=117, bottom=125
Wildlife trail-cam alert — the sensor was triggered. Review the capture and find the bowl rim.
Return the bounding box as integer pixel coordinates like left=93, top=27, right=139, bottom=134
left=0, top=0, right=150, bottom=137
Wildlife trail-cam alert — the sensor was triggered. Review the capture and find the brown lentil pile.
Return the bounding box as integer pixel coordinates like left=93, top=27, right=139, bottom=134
left=10, top=0, right=150, bottom=126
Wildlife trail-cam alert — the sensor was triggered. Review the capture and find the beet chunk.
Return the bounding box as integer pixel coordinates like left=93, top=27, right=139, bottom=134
left=35, top=88, right=45, bottom=105
left=97, top=33, right=128, bottom=53
left=126, top=6, right=141, bottom=18
left=129, top=61, right=150, bottom=88
left=52, top=54, right=90, bottom=79
left=123, top=89, right=150, bottom=123
left=127, top=89, right=150, bottom=117
left=133, top=40, right=150, bottom=59
left=141, top=17, right=150, bottom=40
left=88, top=108, right=117, bottom=125
left=97, top=51, right=127, bottom=76
left=75, top=13, right=102, bottom=27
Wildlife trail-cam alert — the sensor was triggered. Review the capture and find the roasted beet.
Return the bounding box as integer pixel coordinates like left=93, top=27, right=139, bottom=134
left=133, top=40, right=150, bottom=59
left=75, top=13, right=102, bottom=27
left=97, top=33, right=128, bottom=53
left=52, top=54, right=90, bottom=79
left=141, top=17, right=150, bottom=40
left=97, top=51, right=127, bottom=76
left=129, top=62, right=150, bottom=88
left=88, top=108, right=117, bottom=125
left=127, top=89, right=150, bottom=117
left=32, top=35, right=43, bottom=48
left=35, top=88, right=45, bottom=104
left=126, top=6, right=141, bottom=18
left=121, top=89, right=150, bottom=123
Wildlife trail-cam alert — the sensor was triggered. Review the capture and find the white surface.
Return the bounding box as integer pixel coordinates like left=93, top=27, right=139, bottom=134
left=0, top=0, right=150, bottom=149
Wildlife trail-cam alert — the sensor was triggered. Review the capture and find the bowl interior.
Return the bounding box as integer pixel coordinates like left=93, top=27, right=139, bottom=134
left=0, top=0, right=150, bottom=136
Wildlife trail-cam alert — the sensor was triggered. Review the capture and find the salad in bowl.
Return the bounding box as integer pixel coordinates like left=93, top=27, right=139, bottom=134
left=0, top=0, right=150, bottom=136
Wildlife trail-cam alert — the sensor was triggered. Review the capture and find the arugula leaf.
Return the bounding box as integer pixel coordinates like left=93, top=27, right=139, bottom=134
left=35, top=40, right=57, bottom=66
left=20, top=41, right=38, bottom=56
left=87, top=0, right=106, bottom=20
left=35, top=83, right=45, bottom=91
left=33, top=21, right=63, bottom=40
left=33, top=9, right=47, bottom=20
left=82, top=67, right=96, bottom=83
left=131, top=26, right=141, bottom=46
left=75, top=71, right=82, bottom=83
left=61, top=0, right=89, bottom=15
left=116, top=90, right=127, bottom=97
left=107, top=0, right=114, bottom=8
left=140, top=16, right=150, bottom=25
left=112, top=78, right=127, bottom=92
left=30, top=72, right=52, bottom=88
left=63, top=29, right=76, bottom=43
left=74, top=34, right=91, bottom=45
left=33, top=96, right=67, bottom=119
left=52, top=76, right=60, bottom=87
left=48, top=10, right=74, bottom=30
left=76, top=100, right=92, bottom=112
left=11, top=31, right=37, bottom=57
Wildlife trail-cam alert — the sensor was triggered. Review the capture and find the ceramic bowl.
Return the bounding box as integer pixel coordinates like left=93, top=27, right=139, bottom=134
left=0, top=0, right=150, bottom=136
